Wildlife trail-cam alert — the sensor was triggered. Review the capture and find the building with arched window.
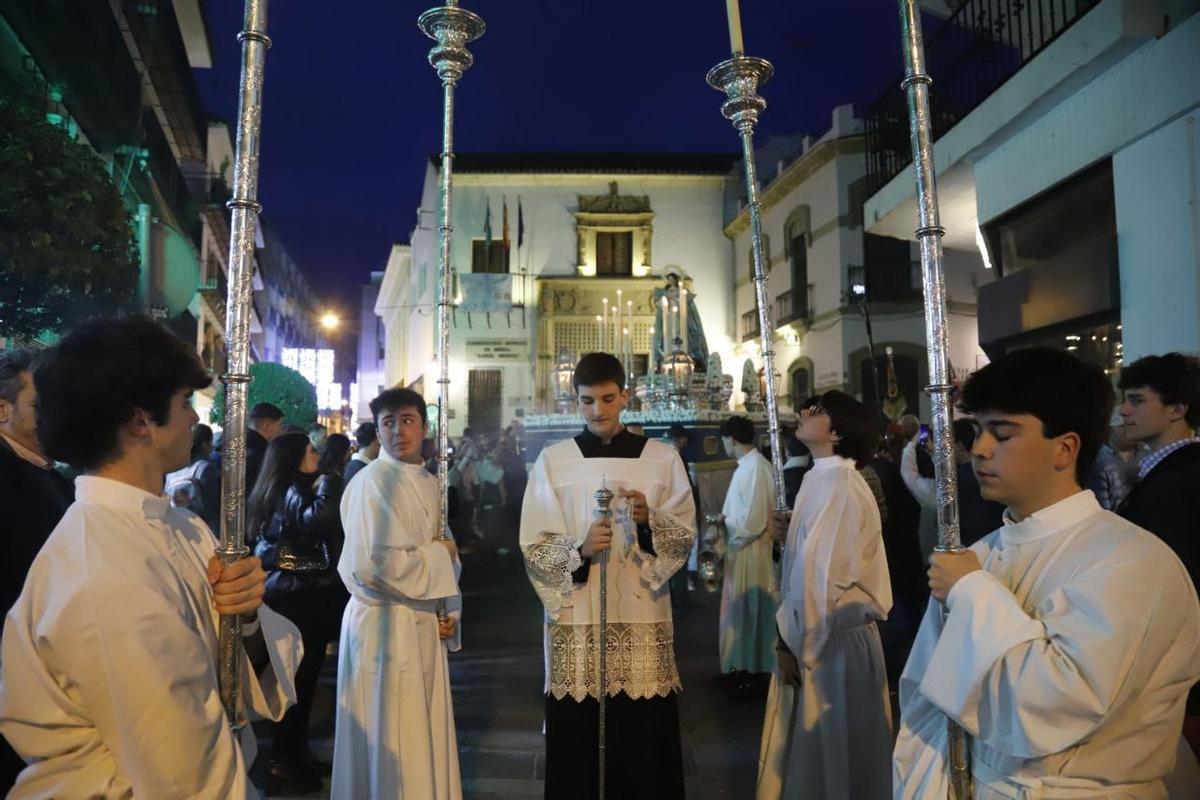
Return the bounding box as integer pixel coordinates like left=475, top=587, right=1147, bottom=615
left=726, top=105, right=989, bottom=423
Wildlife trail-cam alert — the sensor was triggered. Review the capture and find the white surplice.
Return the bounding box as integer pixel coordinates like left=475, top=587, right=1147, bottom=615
left=893, top=490, right=1200, bottom=799
left=719, top=448, right=779, bottom=674
left=0, top=476, right=301, bottom=799
left=332, top=451, right=462, bottom=800
left=758, top=455, right=894, bottom=800
left=520, top=437, right=695, bottom=702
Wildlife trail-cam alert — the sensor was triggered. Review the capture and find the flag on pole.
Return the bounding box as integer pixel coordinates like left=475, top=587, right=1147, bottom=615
left=517, top=196, right=525, bottom=250
left=484, top=198, right=492, bottom=248
left=502, top=196, right=510, bottom=252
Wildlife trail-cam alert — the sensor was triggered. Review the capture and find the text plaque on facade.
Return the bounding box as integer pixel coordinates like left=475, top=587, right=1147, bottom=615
left=466, top=339, right=529, bottom=362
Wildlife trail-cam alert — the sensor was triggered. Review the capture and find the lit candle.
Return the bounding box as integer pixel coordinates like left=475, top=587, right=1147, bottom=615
left=726, top=0, right=744, bottom=55
left=671, top=305, right=679, bottom=348
left=615, top=289, right=622, bottom=354
left=602, top=297, right=609, bottom=353
left=623, top=327, right=631, bottom=377
left=596, top=315, right=604, bottom=352
left=679, top=287, right=689, bottom=358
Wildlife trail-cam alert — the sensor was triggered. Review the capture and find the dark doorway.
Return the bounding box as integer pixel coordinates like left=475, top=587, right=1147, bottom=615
left=468, top=369, right=503, bottom=433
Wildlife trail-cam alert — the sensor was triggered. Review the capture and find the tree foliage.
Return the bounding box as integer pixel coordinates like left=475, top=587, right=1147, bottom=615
left=0, top=82, right=139, bottom=339
left=210, top=362, right=318, bottom=429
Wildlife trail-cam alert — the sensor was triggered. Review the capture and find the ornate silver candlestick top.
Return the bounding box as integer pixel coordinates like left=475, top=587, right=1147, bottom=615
left=418, top=5, right=485, bottom=84
left=707, top=54, right=787, bottom=514
left=706, top=56, right=773, bottom=132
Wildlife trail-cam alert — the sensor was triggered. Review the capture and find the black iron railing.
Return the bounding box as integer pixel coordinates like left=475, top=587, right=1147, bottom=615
left=776, top=284, right=813, bottom=326
left=864, top=0, right=1101, bottom=196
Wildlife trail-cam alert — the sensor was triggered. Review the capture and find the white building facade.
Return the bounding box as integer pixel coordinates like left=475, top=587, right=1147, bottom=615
left=376, top=154, right=739, bottom=436
left=864, top=0, right=1200, bottom=369
left=728, top=106, right=988, bottom=421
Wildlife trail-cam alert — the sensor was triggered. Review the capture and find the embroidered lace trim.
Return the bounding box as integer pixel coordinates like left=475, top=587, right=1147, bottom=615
left=637, top=511, right=695, bottom=590
left=546, top=620, right=682, bottom=702
left=524, top=533, right=581, bottom=617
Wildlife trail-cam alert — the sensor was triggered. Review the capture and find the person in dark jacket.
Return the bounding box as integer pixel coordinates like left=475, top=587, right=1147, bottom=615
left=248, top=433, right=346, bottom=795
left=246, top=402, right=285, bottom=494
left=1115, top=352, right=1200, bottom=756
left=0, top=351, right=74, bottom=792
left=343, top=422, right=379, bottom=484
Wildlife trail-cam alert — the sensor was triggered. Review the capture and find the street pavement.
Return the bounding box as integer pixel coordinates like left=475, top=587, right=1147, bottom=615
left=262, top=545, right=767, bottom=799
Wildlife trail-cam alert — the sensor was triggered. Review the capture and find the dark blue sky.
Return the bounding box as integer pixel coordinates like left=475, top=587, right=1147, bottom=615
left=193, top=1, right=914, bottom=310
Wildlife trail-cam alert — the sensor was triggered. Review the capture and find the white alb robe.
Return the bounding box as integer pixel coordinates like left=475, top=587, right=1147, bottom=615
left=893, top=490, right=1200, bottom=799
left=332, top=451, right=462, bottom=800
left=758, top=455, right=893, bottom=800
left=719, top=447, right=779, bottom=674
left=0, top=476, right=301, bottom=799
left=520, top=437, right=696, bottom=703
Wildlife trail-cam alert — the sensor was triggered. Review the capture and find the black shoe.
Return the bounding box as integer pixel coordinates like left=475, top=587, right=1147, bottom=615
left=266, top=760, right=322, bottom=796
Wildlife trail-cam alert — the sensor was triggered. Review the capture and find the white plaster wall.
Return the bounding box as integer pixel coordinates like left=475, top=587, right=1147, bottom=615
left=398, top=169, right=734, bottom=436
left=1114, top=110, right=1200, bottom=360
left=975, top=9, right=1200, bottom=224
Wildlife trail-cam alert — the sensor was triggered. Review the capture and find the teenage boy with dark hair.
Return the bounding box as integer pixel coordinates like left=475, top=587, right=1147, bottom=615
left=1116, top=351, right=1200, bottom=755
left=894, top=348, right=1200, bottom=797
left=718, top=415, right=778, bottom=693
left=521, top=352, right=695, bottom=799
left=758, top=390, right=892, bottom=799
left=332, top=387, right=463, bottom=798
left=0, top=317, right=300, bottom=798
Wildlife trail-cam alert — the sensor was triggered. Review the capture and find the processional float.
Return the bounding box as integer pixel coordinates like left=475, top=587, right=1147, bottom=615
left=216, top=0, right=968, bottom=795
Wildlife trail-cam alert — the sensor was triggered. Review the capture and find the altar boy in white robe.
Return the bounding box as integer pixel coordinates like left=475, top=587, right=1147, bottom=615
left=521, top=352, right=696, bottom=800
left=757, top=390, right=893, bottom=800
left=718, top=414, right=778, bottom=690
left=0, top=316, right=301, bottom=799
left=332, top=387, right=462, bottom=800
left=893, top=347, right=1200, bottom=799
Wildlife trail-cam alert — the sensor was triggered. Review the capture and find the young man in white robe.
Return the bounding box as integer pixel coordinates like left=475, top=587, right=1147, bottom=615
left=521, top=352, right=696, bottom=800
left=758, top=390, right=893, bottom=800
left=718, top=414, right=778, bottom=692
left=0, top=316, right=301, bottom=799
left=893, top=347, right=1200, bottom=798
left=332, top=387, right=463, bottom=799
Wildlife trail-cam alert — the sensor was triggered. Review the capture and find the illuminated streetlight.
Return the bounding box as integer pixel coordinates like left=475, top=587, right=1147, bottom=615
left=320, top=311, right=340, bottom=331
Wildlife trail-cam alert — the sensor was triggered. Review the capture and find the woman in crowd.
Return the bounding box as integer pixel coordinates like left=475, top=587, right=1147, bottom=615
left=248, top=433, right=347, bottom=795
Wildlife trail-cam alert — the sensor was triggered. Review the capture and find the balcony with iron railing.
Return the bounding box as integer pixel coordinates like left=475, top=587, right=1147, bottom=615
left=741, top=309, right=761, bottom=342
left=776, top=284, right=813, bottom=327
left=864, top=0, right=1101, bottom=196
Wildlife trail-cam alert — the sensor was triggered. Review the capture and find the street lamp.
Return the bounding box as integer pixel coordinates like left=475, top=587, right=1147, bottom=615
left=848, top=265, right=885, bottom=427
left=320, top=311, right=340, bottom=331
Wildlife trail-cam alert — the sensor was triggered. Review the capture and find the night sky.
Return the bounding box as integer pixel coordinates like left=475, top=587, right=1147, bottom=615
left=192, top=1, right=915, bottom=312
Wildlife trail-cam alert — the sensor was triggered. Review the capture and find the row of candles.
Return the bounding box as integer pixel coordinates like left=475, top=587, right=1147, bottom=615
left=593, top=287, right=690, bottom=363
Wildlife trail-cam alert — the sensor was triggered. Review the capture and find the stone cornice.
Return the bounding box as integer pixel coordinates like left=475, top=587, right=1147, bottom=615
left=724, top=135, right=866, bottom=238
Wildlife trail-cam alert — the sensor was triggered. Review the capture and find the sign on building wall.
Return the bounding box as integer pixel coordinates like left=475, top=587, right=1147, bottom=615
left=458, top=273, right=513, bottom=313
left=465, top=339, right=528, bottom=362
